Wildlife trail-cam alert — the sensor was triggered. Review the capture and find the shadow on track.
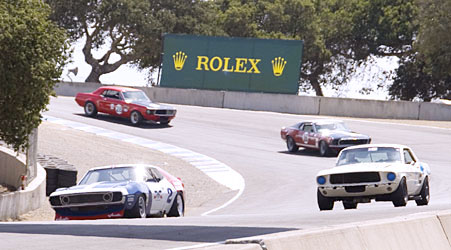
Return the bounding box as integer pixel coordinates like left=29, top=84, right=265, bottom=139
left=0, top=223, right=296, bottom=242
left=74, top=113, right=172, bottom=129
left=278, top=149, right=337, bottom=158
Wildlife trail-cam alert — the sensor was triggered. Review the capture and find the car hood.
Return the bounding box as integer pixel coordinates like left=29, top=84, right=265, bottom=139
left=50, top=181, right=131, bottom=196
left=319, top=129, right=369, bottom=139
left=130, top=100, right=175, bottom=110
left=317, top=163, right=403, bottom=176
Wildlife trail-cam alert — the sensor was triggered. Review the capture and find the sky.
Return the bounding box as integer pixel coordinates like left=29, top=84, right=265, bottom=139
left=61, top=37, right=397, bottom=100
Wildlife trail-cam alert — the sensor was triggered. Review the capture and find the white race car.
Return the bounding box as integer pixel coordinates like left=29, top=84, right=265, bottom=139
left=316, top=144, right=431, bottom=210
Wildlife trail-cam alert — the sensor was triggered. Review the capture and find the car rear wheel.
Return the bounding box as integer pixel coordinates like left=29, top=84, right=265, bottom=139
left=130, top=111, right=143, bottom=126
left=415, top=177, right=430, bottom=206
left=319, top=141, right=330, bottom=157
left=343, top=200, right=358, bottom=209
left=167, top=192, right=184, bottom=217
left=317, top=189, right=334, bottom=211
left=84, top=102, right=97, bottom=117
left=392, top=178, right=408, bottom=207
left=127, top=195, right=146, bottom=218
left=286, top=136, right=299, bottom=152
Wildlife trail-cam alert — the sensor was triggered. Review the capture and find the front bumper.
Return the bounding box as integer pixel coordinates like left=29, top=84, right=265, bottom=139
left=318, top=182, right=400, bottom=199
left=54, top=204, right=126, bottom=220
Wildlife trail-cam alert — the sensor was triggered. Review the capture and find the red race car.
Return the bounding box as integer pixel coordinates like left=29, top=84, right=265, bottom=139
left=280, top=120, right=371, bottom=156
left=75, top=86, right=176, bottom=125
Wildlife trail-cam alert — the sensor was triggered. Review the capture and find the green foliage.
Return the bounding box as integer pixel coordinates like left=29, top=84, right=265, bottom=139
left=389, top=0, right=451, bottom=101
left=47, top=0, right=221, bottom=83
left=0, top=0, right=69, bottom=152
left=217, top=0, right=418, bottom=96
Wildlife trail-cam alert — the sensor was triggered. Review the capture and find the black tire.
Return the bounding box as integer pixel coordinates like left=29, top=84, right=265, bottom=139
left=415, top=177, right=430, bottom=206
left=317, top=189, right=334, bottom=211
left=167, top=193, right=184, bottom=217
left=84, top=101, right=97, bottom=117
left=319, top=141, right=330, bottom=157
left=392, top=178, right=408, bottom=207
left=127, top=195, right=146, bottom=218
left=286, top=136, right=299, bottom=152
left=343, top=200, right=358, bottom=209
left=130, top=111, right=143, bottom=126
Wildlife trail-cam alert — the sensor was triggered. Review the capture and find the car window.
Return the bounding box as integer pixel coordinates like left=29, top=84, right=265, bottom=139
left=403, top=149, right=415, bottom=164
left=122, top=90, right=150, bottom=102
left=106, top=90, right=121, bottom=100
left=337, top=147, right=401, bottom=166
left=144, top=168, right=156, bottom=182
left=316, top=122, right=348, bottom=131
left=79, top=167, right=137, bottom=184
left=303, top=124, right=313, bottom=132
left=150, top=168, right=164, bottom=181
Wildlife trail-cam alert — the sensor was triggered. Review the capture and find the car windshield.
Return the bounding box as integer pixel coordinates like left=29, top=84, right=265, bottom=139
left=337, top=147, right=402, bottom=166
left=122, top=91, right=150, bottom=102
left=79, top=167, right=139, bottom=185
left=316, top=122, right=348, bottom=131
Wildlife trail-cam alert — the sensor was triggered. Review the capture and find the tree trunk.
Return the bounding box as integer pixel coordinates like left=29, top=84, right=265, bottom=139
left=310, top=78, right=324, bottom=96
left=85, top=67, right=102, bottom=83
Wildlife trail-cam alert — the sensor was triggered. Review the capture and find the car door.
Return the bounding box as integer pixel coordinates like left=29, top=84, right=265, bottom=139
left=100, top=90, right=125, bottom=117
left=298, top=123, right=312, bottom=147
left=403, top=148, right=422, bottom=194
left=144, top=168, right=164, bottom=213
left=151, top=168, right=177, bottom=212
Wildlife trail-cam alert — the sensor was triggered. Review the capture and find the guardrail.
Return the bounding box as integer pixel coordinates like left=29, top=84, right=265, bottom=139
left=55, top=82, right=451, bottom=121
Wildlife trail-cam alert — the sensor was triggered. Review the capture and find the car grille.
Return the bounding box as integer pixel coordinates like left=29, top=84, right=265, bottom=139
left=50, top=192, right=122, bottom=206
left=330, top=172, right=380, bottom=184
left=155, top=110, right=174, bottom=115
left=338, top=139, right=369, bottom=145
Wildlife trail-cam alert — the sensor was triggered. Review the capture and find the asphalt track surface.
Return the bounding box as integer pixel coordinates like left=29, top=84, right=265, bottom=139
left=1, top=96, right=451, bottom=250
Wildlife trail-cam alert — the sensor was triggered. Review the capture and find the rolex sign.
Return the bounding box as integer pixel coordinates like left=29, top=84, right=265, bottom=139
left=160, top=34, right=303, bottom=94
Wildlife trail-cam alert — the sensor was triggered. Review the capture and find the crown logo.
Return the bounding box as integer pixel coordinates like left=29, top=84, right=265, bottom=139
left=173, top=51, right=187, bottom=71
left=272, top=57, right=287, bottom=76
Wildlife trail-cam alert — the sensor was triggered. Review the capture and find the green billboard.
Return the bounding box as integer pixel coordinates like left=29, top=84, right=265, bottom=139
left=160, top=34, right=303, bottom=94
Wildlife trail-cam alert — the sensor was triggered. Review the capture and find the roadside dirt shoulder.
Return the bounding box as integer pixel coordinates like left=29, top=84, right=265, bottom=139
left=17, top=121, right=229, bottom=221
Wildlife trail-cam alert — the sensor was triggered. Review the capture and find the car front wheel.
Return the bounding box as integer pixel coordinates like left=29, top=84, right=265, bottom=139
left=392, top=178, right=408, bottom=207
left=415, top=177, right=430, bottom=206
left=317, top=189, right=334, bottom=211
left=130, top=111, right=143, bottom=126
left=319, top=141, right=330, bottom=157
left=127, top=195, right=146, bottom=218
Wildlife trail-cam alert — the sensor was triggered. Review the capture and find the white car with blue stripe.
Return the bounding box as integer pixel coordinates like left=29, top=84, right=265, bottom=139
left=316, top=144, right=431, bottom=210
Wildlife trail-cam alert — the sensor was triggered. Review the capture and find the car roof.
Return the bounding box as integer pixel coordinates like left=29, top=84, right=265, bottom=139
left=88, top=164, right=158, bottom=171
left=342, top=144, right=409, bottom=151
left=98, top=86, right=142, bottom=92
left=301, top=119, right=344, bottom=125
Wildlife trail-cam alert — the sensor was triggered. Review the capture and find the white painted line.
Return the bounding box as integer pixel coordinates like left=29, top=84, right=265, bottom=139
left=167, top=241, right=225, bottom=250
left=42, top=115, right=245, bottom=215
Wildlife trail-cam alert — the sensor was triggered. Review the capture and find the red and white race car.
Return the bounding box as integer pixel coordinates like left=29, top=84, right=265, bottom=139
left=75, top=86, right=176, bottom=125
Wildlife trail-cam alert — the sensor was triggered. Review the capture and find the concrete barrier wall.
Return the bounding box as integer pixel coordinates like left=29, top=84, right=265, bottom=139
left=0, top=147, right=26, bottom=189
left=202, top=212, right=451, bottom=250
left=419, top=102, right=451, bottom=121
left=0, top=146, right=47, bottom=221
left=54, top=82, right=451, bottom=121
left=223, top=92, right=320, bottom=115
left=140, top=87, right=225, bottom=108
left=319, top=97, right=421, bottom=119
left=54, top=81, right=102, bottom=96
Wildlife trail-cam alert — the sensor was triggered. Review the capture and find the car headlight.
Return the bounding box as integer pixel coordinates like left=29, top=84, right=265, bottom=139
left=146, top=110, right=154, bottom=115
left=317, top=176, right=326, bottom=185
left=387, top=172, right=396, bottom=181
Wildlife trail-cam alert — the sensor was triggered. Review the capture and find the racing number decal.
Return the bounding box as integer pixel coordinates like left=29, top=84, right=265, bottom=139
left=167, top=188, right=173, bottom=203
left=115, top=104, right=123, bottom=115
left=303, top=133, right=308, bottom=144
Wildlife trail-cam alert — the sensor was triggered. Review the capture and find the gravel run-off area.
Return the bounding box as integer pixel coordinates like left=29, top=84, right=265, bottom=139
left=15, top=121, right=230, bottom=221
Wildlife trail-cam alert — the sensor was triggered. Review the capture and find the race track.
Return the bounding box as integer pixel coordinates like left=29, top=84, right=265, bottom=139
left=1, top=96, right=450, bottom=250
